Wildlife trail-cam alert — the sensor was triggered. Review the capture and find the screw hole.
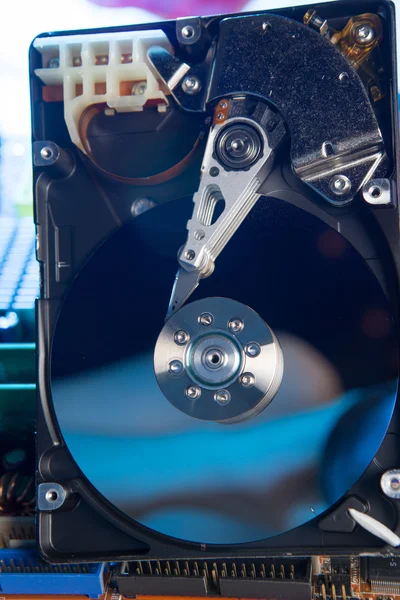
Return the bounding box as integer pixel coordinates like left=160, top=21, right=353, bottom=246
left=322, top=141, right=335, bottom=158
left=185, top=249, right=196, bottom=260
left=369, top=185, right=382, bottom=199
left=339, top=72, right=349, bottom=82
left=209, top=167, right=219, bottom=177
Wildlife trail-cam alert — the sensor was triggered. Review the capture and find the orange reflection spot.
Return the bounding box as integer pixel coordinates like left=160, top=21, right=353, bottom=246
left=94, top=82, right=107, bottom=95
left=361, top=308, right=392, bottom=339
left=317, top=229, right=347, bottom=258
left=42, top=85, right=63, bottom=102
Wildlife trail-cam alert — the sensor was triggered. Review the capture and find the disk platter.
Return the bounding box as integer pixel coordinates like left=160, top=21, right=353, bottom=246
left=51, top=194, right=398, bottom=545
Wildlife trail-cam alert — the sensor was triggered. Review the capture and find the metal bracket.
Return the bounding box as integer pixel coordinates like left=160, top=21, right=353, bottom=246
left=208, top=14, right=387, bottom=206
left=150, top=13, right=387, bottom=206
left=147, top=46, right=209, bottom=112
left=363, top=178, right=392, bottom=205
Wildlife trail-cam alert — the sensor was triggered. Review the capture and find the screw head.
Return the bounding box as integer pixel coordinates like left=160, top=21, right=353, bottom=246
left=182, top=76, right=201, bottom=95
left=40, top=147, right=53, bottom=159
left=245, top=342, right=261, bottom=358
left=48, top=57, right=60, bottom=68
left=354, top=23, right=375, bottom=44
left=217, top=113, right=225, bottom=121
left=174, top=330, right=189, bottom=345
left=381, top=470, right=400, bottom=499
left=182, top=25, right=195, bottom=39
left=239, top=372, right=255, bottom=387
left=330, top=175, right=351, bottom=196
left=45, top=489, right=58, bottom=503
left=391, top=477, right=400, bottom=490
left=214, top=389, right=231, bottom=405
left=199, top=312, right=214, bottom=327
left=132, top=81, right=147, bottom=95
left=220, top=101, right=228, bottom=109
left=185, top=249, right=196, bottom=261
left=169, top=360, right=184, bottom=376
left=228, top=318, right=244, bottom=334
left=194, top=229, right=205, bottom=241
left=185, top=385, right=201, bottom=399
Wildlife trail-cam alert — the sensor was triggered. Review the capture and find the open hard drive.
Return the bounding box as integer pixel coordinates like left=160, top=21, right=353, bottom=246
left=31, top=0, right=400, bottom=597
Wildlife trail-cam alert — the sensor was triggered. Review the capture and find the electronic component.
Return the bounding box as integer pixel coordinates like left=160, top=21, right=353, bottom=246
left=0, top=549, right=105, bottom=597
left=116, top=558, right=311, bottom=599
left=360, top=556, right=400, bottom=596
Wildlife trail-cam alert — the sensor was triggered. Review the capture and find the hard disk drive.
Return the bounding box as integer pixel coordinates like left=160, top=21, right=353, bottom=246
left=31, top=0, right=400, bottom=592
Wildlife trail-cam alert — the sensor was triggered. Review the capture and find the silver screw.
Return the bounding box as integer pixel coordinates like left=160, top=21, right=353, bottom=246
left=354, top=23, right=375, bottom=44
left=45, top=489, right=58, bottom=503
left=174, top=330, right=189, bottom=345
left=217, top=113, right=225, bottom=121
left=132, top=81, right=147, bottom=95
left=199, top=312, right=214, bottom=327
left=239, top=372, right=255, bottom=387
left=185, top=385, right=201, bottom=399
left=168, top=360, right=184, bottom=376
left=194, top=229, right=205, bottom=241
left=182, top=76, right=201, bottom=95
left=228, top=318, right=244, bottom=333
left=185, top=249, right=196, bottom=260
left=182, top=25, right=195, bottom=39
left=245, top=342, right=261, bottom=358
left=391, top=477, right=400, bottom=490
left=381, top=470, right=400, bottom=499
left=231, top=139, right=244, bottom=151
left=220, top=101, right=228, bottom=109
left=40, top=147, right=53, bottom=160
left=262, top=21, right=272, bottom=31
left=330, top=175, right=351, bottom=196
left=48, top=57, right=60, bottom=68
left=214, top=389, right=231, bottom=405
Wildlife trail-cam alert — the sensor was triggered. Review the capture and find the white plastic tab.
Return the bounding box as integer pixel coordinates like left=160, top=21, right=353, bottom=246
left=33, top=30, right=172, bottom=152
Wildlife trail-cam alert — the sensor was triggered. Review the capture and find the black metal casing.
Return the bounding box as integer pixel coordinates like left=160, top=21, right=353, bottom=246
left=31, top=0, right=400, bottom=563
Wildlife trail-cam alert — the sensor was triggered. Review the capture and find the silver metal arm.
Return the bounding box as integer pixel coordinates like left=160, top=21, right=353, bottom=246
left=166, top=101, right=285, bottom=319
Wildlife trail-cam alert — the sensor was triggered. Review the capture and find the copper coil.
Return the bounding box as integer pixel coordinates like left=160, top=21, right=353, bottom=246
left=0, top=472, right=35, bottom=516
left=78, top=103, right=201, bottom=186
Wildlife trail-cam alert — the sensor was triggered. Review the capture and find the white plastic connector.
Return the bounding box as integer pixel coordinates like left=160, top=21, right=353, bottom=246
left=33, top=30, right=173, bottom=152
